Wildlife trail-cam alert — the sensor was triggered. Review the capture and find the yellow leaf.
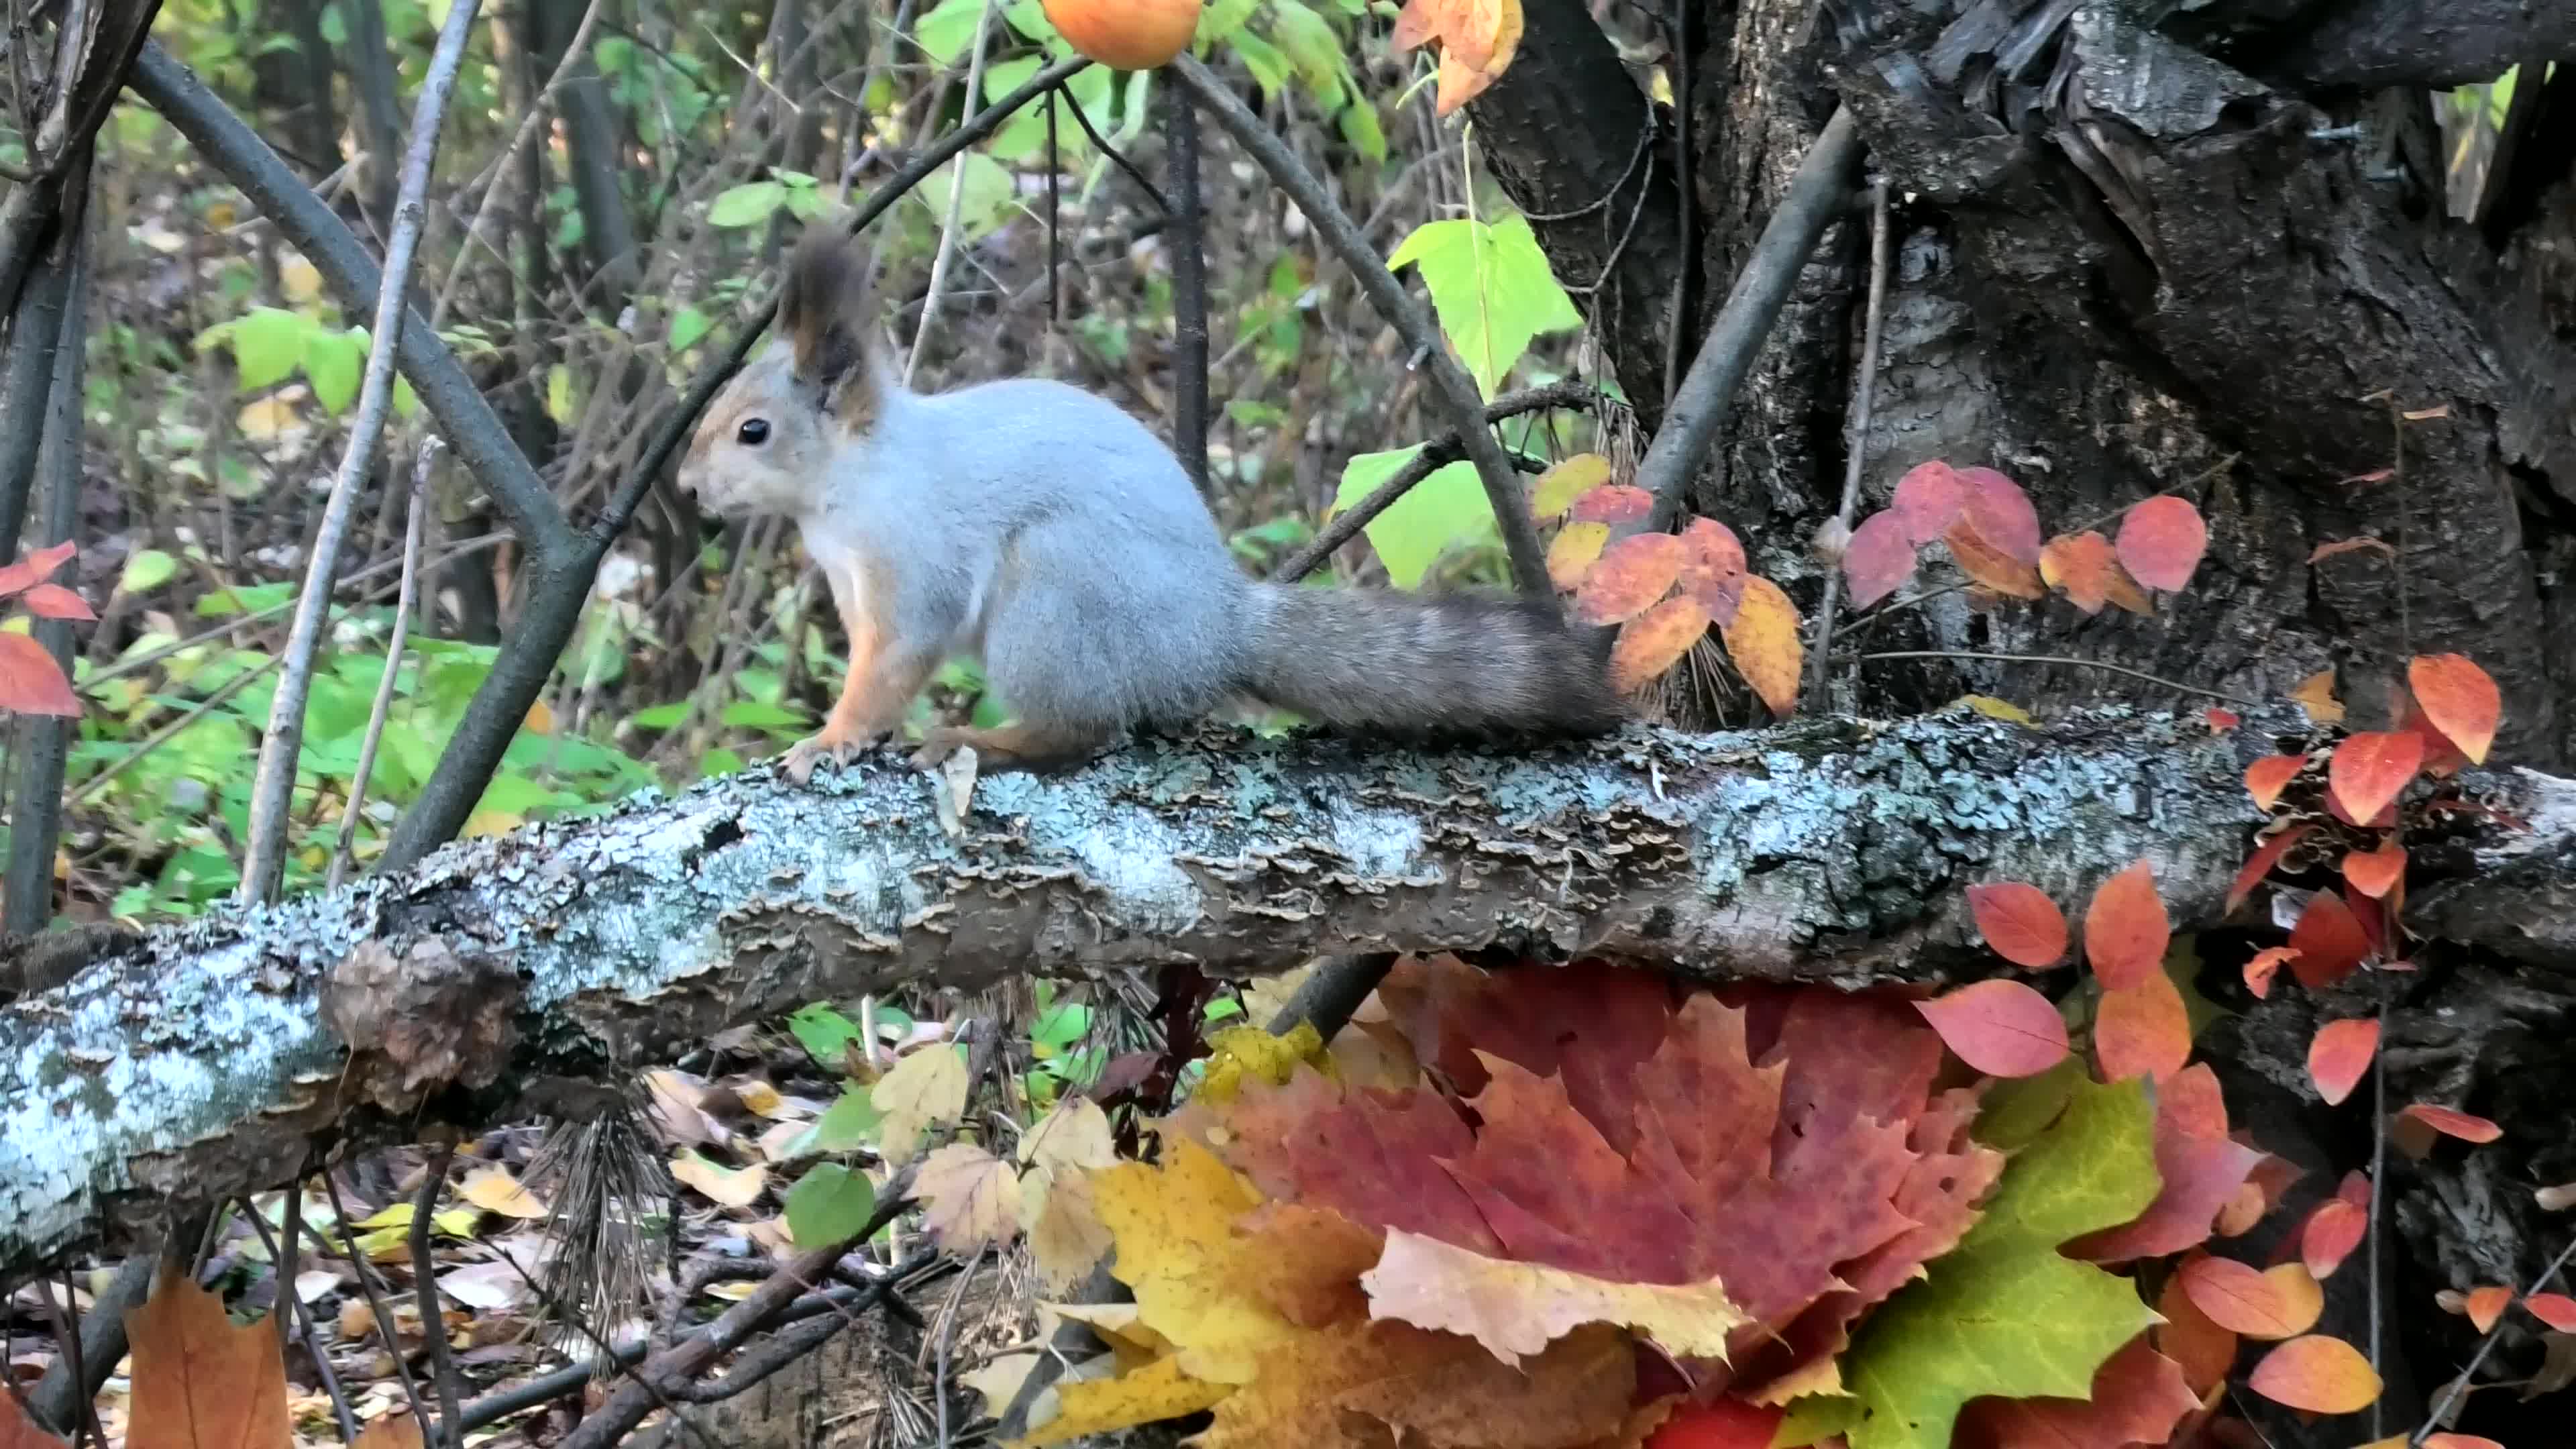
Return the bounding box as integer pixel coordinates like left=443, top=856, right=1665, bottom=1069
left=962, top=1352, right=1043, bottom=1424
left=353, top=1201, right=416, bottom=1231
left=1014, top=1354, right=1232, bottom=1449
left=457, top=1167, right=549, bottom=1220
left=670, top=1150, right=768, bottom=1209
left=1040, top=1301, right=1177, bottom=1364
left=1358, top=1228, right=1749, bottom=1366
left=1958, top=694, right=2035, bottom=725
left=870, top=1044, right=968, bottom=1164
left=1197, top=1319, right=1631, bottom=1449
left=914, top=1142, right=1020, bottom=1254
left=348, top=1413, right=423, bottom=1449
left=462, top=810, right=523, bottom=839
left=1720, top=575, right=1804, bottom=717
left=235, top=394, right=301, bottom=439
left=1024, top=1160, right=1115, bottom=1291
left=1093, top=1142, right=1298, bottom=1385
left=1530, top=453, right=1612, bottom=518
left=1197, top=1022, right=1324, bottom=1106
left=1018, top=1099, right=1118, bottom=1173
left=2290, top=667, right=2345, bottom=727
left=1548, top=521, right=1611, bottom=590
left=205, top=199, right=237, bottom=229
left=279, top=257, right=323, bottom=304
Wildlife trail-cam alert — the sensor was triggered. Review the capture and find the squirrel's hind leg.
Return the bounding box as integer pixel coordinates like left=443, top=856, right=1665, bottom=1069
left=910, top=720, right=1116, bottom=775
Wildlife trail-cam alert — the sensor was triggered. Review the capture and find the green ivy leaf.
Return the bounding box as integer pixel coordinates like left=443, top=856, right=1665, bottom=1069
left=1386, top=215, right=1584, bottom=398
left=790, top=1004, right=867, bottom=1068
left=303, top=327, right=366, bottom=415
left=1823, top=1075, right=2163, bottom=1449
left=784, top=1163, right=878, bottom=1246
left=227, top=307, right=309, bottom=392
left=1330, top=447, right=1495, bottom=590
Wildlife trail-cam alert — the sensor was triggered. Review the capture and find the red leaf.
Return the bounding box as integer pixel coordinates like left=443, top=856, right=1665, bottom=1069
left=1958, top=466, right=2042, bottom=564
left=1567, top=484, right=1653, bottom=524
left=2424, top=1437, right=2507, bottom=1449
left=2241, top=947, right=2299, bottom=1000
left=1890, top=461, right=1969, bottom=545
left=2227, top=824, right=2312, bottom=913
left=15, top=582, right=93, bottom=621
left=2156, top=1266, right=2241, bottom=1395
left=2286, top=892, right=2371, bottom=989
left=2116, top=496, right=2209, bottom=592
left=2298, top=1198, right=2367, bottom=1280
left=2398, top=1104, right=2501, bottom=1144
left=2463, top=1284, right=2512, bottom=1333
left=2068, top=1065, right=2265, bottom=1263
left=2396, top=693, right=2475, bottom=780
left=1967, top=882, right=2069, bottom=969
left=2247, top=1335, right=2381, bottom=1414
left=1676, top=518, right=1748, bottom=625
left=0, top=631, right=80, bottom=717
left=1913, top=979, right=2071, bottom=1078
left=1572, top=533, right=1685, bottom=625
left=2406, top=653, right=2500, bottom=765
left=2180, top=1256, right=2324, bottom=1340
left=2339, top=1170, right=2372, bottom=1208
left=0, top=540, right=75, bottom=597
left=2306, top=1018, right=2378, bottom=1106
left=1642, top=1399, right=1778, bottom=1449
left=2205, top=708, right=2241, bottom=731
left=2096, top=973, right=2190, bottom=1083
left=1953, top=1335, right=2198, bottom=1449
left=2327, top=733, right=2424, bottom=828
left=2341, top=839, right=2406, bottom=899
left=2524, top=1293, right=2576, bottom=1332
left=1842, top=510, right=1917, bottom=610
left=2084, top=860, right=2170, bottom=989
left=2244, top=754, right=2306, bottom=812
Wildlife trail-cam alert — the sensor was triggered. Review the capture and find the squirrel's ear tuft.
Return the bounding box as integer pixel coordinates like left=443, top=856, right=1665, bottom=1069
left=780, top=221, right=879, bottom=397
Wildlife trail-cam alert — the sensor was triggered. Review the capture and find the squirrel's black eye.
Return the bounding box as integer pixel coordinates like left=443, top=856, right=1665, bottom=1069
left=737, top=418, right=771, bottom=445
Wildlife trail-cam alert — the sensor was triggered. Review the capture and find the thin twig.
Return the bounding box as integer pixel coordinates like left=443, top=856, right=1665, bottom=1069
left=1169, top=54, right=1557, bottom=602
left=2412, top=1235, right=2576, bottom=1443
left=237, top=1199, right=362, bottom=1444
left=1841, top=651, right=2259, bottom=706
left=1166, top=78, right=1209, bottom=490
left=904, top=0, right=998, bottom=387
left=2370, top=966, right=2392, bottom=1437
left=1057, top=80, right=1167, bottom=214
left=409, top=1145, right=468, bottom=1448
left=321, top=1169, right=437, bottom=1440
left=331, top=439, right=439, bottom=889
left=240, top=0, right=480, bottom=904
left=1806, top=181, right=1892, bottom=709
left=430, top=0, right=606, bottom=331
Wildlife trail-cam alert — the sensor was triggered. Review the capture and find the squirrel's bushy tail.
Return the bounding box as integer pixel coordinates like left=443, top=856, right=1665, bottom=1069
left=1234, top=583, right=1625, bottom=738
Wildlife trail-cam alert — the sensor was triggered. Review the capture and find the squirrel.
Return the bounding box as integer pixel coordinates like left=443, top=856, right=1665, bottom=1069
left=676, top=223, right=1625, bottom=783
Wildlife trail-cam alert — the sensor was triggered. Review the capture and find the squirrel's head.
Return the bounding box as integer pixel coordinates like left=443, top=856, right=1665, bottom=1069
left=678, top=223, right=888, bottom=519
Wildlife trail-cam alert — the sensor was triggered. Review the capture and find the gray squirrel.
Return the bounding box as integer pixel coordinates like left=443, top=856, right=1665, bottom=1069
left=676, top=223, right=1623, bottom=782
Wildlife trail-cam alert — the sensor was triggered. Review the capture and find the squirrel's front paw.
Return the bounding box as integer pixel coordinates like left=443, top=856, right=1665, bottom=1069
left=782, top=729, right=872, bottom=784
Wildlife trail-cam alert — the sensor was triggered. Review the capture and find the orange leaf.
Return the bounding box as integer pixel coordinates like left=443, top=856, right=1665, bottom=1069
left=2463, top=1284, right=2512, bottom=1334
left=17, top=582, right=94, bottom=621
left=2407, top=653, right=2500, bottom=765
left=1957, top=466, right=2042, bottom=564
left=1943, top=517, right=2046, bottom=599
left=2286, top=891, right=2370, bottom=989
left=2341, top=839, right=2406, bottom=898
left=2422, top=1437, right=2506, bottom=1449
left=2116, top=496, right=2208, bottom=592
left=1548, top=521, right=1610, bottom=590
left=2205, top=708, right=2241, bottom=731
left=1568, top=483, right=1654, bottom=524
left=2306, top=1018, right=2377, bottom=1106
left=2241, top=947, right=2299, bottom=1000
left=2244, top=754, right=2306, bottom=811
left=1890, top=460, right=1969, bottom=545
left=126, top=1267, right=292, bottom=1449
left=2398, top=1103, right=2500, bottom=1144
left=1572, top=533, right=1684, bottom=625
left=2524, top=1293, right=2576, bottom=1332
left=2156, top=1265, right=2241, bottom=1395
left=2298, top=1198, right=2367, bottom=1280
left=1719, top=576, right=1803, bottom=718
left=2180, top=1256, right=2324, bottom=1340
left=2396, top=694, right=2474, bottom=780
left=1530, top=454, right=1613, bottom=518
left=2327, top=733, right=2424, bottom=827
left=2247, top=1334, right=2381, bottom=1414
left=1842, top=511, right=1917, bottom=610
left=1967, top=881, right=2069, bottom=969
left=0, top=540, right=74, bottom=596
left=1676, top=517, right=1747, bottom=625
left=2290, top=668, right=2345, bottom=726
left=1912, top=979, right=2070, bottom=1078
left=0, top=628, right=80, bottom=716
left=0, top=1383, right=71, bottom=1449
left=2227, top=824, right=2312, bottom=913
left=2039, top=530, right=2139, bottom=614
left=350, top=1418, right=425, bottom=1449
left=2083, top=860, right=2169, bottom=990
left=1609, top=596, right=1714, bottom=694
left=2096, top=973, right=2190, bottom=1083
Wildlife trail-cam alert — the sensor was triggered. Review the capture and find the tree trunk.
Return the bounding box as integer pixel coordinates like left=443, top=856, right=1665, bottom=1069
left=1473, top=3, right=2576, bottom=1439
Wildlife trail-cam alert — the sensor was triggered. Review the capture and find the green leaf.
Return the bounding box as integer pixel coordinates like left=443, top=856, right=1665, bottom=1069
left=801, top=1087, right=883, bottom=1153
left=1267, top=0, right=1347, bottom=104
left=119, top=549, right=179, bottom=595
left=629, top=701, right=690, bottom=731
left=1329, top=448, right=1495, bottom=590
left=790, top=1002, right=867, bottom=1065
left=667, top=305, right=712, bottom=353
left=1197, top=0, right=1259, bottom=46
left=1338, top=99, right=1388, bottom=164
left=1833, top=1075, right=2163, bottom=1449
left=1386, top=215, right=1584, bottom=398
left=914, top=0, right=989, bottom=67
left=784, top=1163, right=878, bottom=1247
left=1030, top=999, right=1090, bottom=1050
left=720, top=699, right=809, bottom=731
left=228, top=307, right=309, bottom=392
left=303, top=327, right=366, bottom=415
left=708, top=180, right=789, bottom=228
left=916, top=152, right=1017, bottom=239
left=1227, top=30, right=1293, bottom=101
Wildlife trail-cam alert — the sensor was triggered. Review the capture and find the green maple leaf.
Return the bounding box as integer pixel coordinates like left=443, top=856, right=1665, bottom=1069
left=1799, top=1075, right=2161, bottom=1449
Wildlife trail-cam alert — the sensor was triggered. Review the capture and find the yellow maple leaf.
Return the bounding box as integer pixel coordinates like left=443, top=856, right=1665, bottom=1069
left=1198, top=1319, right=1634, bottom=1449
left=870, top=1044, right=967, bottom=1164
left=1196, top=1021, right=1326, bottom=1106
left=1359, top=1228, right=1748, bottom=1367
left=1093, top=1142, right=1299, bottom=1385
left=457, top=1167, right=549, bottom=1220
left=914, top=1142, right=1020, bottom=1254
left=1015, top=1355, right=1232, bottom=1449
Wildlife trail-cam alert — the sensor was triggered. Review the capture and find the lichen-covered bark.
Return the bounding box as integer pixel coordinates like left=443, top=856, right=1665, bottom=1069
left=0, top=708, right=2318, bottom=1274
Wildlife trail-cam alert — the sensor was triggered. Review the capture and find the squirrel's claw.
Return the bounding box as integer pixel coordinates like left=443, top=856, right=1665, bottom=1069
left=782, top=729, right=868, bottom=784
